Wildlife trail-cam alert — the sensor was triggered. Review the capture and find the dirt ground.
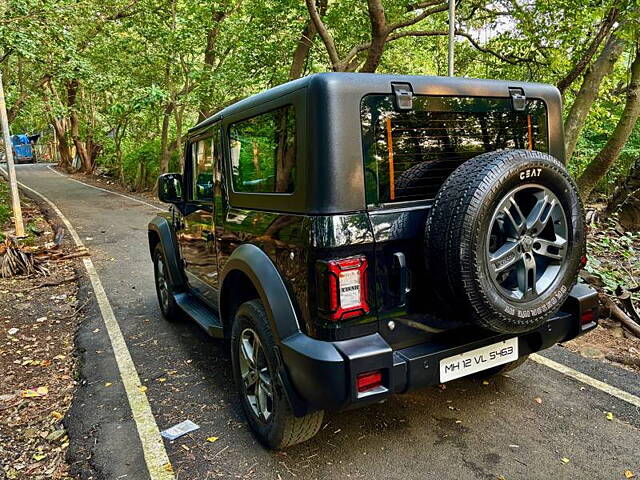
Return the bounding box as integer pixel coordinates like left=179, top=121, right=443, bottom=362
left=563, top=207, right=640, bottom=373
left=0, top=182, right=83, bottom=479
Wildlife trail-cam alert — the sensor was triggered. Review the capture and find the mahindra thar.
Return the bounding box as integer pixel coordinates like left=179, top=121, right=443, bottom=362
left=148, top=73, right=598, bottom=448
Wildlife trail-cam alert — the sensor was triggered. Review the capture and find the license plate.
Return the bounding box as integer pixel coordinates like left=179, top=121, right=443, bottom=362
left=439, top=337, right=519, bottom=382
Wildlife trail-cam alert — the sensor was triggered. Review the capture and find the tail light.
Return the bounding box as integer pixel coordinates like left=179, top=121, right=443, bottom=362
left=317, top=256, right=370, bottom=322
left=357, top=370, right=382, bottom=393
left=580, top=309, right=595, bottom=325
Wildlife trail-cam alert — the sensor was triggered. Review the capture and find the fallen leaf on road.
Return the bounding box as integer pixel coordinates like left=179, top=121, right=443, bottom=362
left=561, top=457, right=570, bottom=464
left=624, top=470, right=635, bottom=478
left=482, top=380, right=490, bottom=385
left=207, top=436, right=219, bottom=443
left=606, top=411, right=614, bottom=421
left=51, top=411, right=63, bottom=420
left=181, top=445, right=190, bottom=451
left=104, top=382, right=112, bottom=387
left=534, top=397, right=542, bottom=404
left=32, top=453, right=47, bottom=461
left=21, top=386, right=48, bottom=397
left=138, top=385, right=148, bottom=393
left=163, top=463, right=173, bottom=473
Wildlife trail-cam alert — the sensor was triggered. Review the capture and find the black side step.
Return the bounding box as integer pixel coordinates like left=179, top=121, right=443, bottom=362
left=174, top=293, right=224, bottom=338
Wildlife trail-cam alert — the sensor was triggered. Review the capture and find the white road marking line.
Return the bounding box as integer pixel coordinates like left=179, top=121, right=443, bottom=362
left=45, top=164, right=165, bottom=211
left=530, top=353, right=640, bottom=408
left=1, top=167, right=175, bottom=479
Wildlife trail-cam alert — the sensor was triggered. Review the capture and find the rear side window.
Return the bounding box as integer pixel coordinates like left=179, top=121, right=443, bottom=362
left=229, top=106, right=296, bottom=194
left=360, top=95, right=549, bottom=204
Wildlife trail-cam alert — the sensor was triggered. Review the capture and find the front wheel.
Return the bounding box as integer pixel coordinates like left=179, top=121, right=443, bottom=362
left=231, top=300, right=323, bottom=449
left=153, top=244, right=180, bottom=321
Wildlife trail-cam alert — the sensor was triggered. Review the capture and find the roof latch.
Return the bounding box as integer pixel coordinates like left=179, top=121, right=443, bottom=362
left=392, top=83, right=413, bottom=111
left=509, top=87, right=527, bottom=112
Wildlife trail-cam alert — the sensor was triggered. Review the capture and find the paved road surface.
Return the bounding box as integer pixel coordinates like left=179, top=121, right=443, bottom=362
left=8, top=164, right=640, bottom=480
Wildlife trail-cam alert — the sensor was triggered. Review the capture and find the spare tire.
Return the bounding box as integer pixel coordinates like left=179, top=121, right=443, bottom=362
left=425, top=149, right=585, bottom=334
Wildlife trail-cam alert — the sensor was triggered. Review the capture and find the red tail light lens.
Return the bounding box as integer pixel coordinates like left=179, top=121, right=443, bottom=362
left=580, top=309, right=595, bottom=325
left=317, top=256, right=370, bottom=322
left=357, top=370, right=382, bottom=393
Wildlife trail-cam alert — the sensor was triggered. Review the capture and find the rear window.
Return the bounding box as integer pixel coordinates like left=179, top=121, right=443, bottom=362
left=360, top=95, right=549, bottom=205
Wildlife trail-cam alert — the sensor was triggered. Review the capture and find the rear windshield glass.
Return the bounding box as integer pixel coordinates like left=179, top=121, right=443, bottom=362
left=360, top=95, right=549, bottom=205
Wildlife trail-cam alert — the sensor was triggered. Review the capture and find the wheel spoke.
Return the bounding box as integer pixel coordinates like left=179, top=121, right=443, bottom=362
left=259, top=368, right=273, bottom=397
left=240, top=337, right=256, bottom=369
left=489, top=241, right=521, bottom=276
left=532, top=236, right=566, bottom=261
left=502, top=196, right=526, bottom=236
left=526, top=194, right=555, bottom=233
left=517, top=253, right=537, bottom=298
left=242, top=369, right=257, bottom=389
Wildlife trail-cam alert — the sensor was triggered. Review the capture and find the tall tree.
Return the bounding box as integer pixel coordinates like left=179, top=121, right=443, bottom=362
left=577, top=47, right=640, bottom=199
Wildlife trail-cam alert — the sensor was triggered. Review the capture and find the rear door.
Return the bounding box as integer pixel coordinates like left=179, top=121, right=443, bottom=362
left=178, top=129, right=221, bottom=306
left=359, top=92, right=550, bottom=346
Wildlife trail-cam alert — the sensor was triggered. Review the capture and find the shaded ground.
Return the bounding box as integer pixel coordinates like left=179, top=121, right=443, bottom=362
left=0, top=179, right=82, bottom=479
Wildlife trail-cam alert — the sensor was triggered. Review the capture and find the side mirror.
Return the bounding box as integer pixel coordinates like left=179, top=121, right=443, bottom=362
left=158, top=173, right=183, bottom=204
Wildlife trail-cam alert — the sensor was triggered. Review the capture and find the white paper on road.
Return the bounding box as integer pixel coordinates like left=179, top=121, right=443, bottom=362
left=160, top=420, right=200, bottom=441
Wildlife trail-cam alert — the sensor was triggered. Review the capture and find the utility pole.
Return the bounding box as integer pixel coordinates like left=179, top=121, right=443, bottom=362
left=448, top=0, right=455, bottom=76
left=0, top=70, right=25, bottom=237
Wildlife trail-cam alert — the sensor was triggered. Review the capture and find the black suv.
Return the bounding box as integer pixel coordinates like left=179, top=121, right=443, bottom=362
left=148, top=73, right=598, bottom=448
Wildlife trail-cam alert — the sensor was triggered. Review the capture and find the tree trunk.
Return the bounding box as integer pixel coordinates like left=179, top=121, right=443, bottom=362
left=577, top=48, right=640, bottom=200
left=42, top=86, right=73, bottom=170
left=66, top=80, right=93, bottom=173
left=564, top=34, right=626, bottom=161
left=359, top=0, right=388, bottom=73
left=174, top=105, right=184, bottom=170
left=159, top=103, right=174, bottom=175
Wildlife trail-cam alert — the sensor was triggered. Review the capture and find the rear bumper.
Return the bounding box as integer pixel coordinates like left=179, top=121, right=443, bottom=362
left=281, top=282, right=598, bottom=413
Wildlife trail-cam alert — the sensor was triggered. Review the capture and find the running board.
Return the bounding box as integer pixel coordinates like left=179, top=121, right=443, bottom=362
left=174, top=293, right=224, bottom=338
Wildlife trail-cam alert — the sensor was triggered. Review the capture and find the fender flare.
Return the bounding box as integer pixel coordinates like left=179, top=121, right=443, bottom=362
left=148, top=215, right=186, bottom=290
left=219, top=243, right=300, bottom=342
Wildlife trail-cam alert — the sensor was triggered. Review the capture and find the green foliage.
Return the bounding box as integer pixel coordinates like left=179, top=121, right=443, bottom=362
left=1, top=0, right=638, bottom=194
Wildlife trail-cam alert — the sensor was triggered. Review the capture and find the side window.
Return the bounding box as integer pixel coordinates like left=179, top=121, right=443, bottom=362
left=193, top=137, right=214, bottom=201
left=229, top=105, right=296, bottom=193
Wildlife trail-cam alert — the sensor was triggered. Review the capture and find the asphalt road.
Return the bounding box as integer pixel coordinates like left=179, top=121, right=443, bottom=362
left=9, top=164, right=640, bottom=480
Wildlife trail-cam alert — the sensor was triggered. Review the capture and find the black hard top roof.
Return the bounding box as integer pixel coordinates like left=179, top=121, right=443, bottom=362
left=188, top=72, right=561, bottom=136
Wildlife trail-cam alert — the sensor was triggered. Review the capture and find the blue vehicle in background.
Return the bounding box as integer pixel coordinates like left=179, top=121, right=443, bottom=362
left=10, top=134, right=39, bottom=163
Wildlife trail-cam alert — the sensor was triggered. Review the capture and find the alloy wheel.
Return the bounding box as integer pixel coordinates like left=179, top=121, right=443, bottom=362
left=486, top=184, right=568, bottom=301
left=155, top=256, right=170, bottom=311
left=238, top=328, right=273, bottom=422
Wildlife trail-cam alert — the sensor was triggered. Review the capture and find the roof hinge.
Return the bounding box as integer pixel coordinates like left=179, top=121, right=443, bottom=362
left=509, top=87, right=527, bottom=112
left=392, top=83, right=413, bottom=111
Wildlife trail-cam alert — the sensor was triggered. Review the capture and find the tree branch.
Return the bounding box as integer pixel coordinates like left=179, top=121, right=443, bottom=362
left=387, top=2, right=448, bottom=32
left=557, top=7, right=619, bottom=94
left=305, top=0, right=342, bottom=70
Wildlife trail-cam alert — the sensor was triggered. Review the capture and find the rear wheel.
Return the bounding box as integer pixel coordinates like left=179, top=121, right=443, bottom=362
left=231, top=300, right=323, bottom=449
left=425, top=150, right=585, bottom=334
